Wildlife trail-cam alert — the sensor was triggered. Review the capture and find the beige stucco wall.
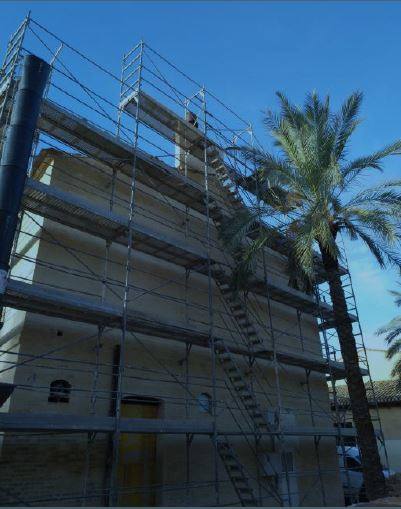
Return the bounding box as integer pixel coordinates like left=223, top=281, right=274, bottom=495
left=378, top=406, right=401, bottom=473
left=0, top=151, right=344, bottom=506
left=339, top=404, right=401, bottom=475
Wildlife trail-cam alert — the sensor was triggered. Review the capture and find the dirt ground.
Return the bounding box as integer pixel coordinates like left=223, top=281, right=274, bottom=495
left=352, top=475, right=401, bottom=506
left=387, top=474, right=401, bottom=497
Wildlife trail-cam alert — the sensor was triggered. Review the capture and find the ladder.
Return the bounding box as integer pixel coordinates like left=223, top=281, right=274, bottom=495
left=317, top=239, right=390, bottom=471
left=216, top=436, right=258, bottom=507
left=0, top=16, right=29, bottom=147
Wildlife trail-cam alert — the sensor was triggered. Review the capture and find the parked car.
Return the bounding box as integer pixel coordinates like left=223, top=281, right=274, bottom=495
left=337, top=446, right=394, bottom=504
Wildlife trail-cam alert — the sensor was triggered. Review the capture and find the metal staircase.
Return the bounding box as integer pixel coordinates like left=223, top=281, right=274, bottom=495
left=216, top=437, right=258, bottom=507
left=215, top=336, right=271, bottom=434
left=208, top=151, right=244, bottom=223
left=206, top=158, right=274, bottom=434
left=205, top=153, right=282, bottom=505
left=211, top=263, right=264, bottom=352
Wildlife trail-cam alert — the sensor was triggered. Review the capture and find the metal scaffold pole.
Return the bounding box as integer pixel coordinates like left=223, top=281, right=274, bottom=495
left=108, top=40, right=144, bottom=506
left=249, top=125, right=290, bottom=507
left=297, top=308, right=327, bottom=506
left=315, top=285, right=352, bottom=504
left=200, top=86, right=220, bottom=507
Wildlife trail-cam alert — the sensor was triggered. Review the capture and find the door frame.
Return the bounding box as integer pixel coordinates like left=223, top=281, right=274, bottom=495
left=120, top=395, right=163, bottom=506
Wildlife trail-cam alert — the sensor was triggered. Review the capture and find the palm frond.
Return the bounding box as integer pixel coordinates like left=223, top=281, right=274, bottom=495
left=386, top=336, right=401, bottom=358
left=390, top=357, right=401, bottom=382
left=346, top=185, right=401, bottom=208
left=333, top=91, right=363, bottom=159
left=218, top=208, right=260, bottom=254
left=377, top=289, right=401, bottom=382
left=221, top=90, right=401, bottom=307
left=341, top=145, right=401, bottom=187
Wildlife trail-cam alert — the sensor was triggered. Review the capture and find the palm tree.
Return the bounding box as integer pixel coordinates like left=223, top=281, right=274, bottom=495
left=221, top=91, right=401, bottom=501
left=377, top=286, right=401, bottom=385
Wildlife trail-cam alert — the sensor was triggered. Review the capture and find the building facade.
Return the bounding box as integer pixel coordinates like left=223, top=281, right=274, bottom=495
left=0, top=21, right=356, bottom=507
left=0, top=146, right=345, bottom=505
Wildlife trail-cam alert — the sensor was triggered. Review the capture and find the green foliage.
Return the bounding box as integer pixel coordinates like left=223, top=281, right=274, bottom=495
left=377, top=288, right=401, bottom=385
left=221, top=90, right=401, bottom=289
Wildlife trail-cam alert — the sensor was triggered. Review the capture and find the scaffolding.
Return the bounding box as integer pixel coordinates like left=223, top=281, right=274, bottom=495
left=0, top=14, right=389, bottom=507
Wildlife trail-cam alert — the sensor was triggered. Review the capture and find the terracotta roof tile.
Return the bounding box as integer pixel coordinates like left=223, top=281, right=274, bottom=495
left=333, top=380, right=401, bottom=407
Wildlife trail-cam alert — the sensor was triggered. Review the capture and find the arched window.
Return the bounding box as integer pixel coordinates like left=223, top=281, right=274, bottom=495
left=48, top=380, right=71, bottom=403
left=198, top=392, right=212, bottom=414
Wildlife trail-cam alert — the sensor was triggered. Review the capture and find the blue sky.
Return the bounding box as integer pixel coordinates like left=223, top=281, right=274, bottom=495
left=1, top=1, right=401, bottom=350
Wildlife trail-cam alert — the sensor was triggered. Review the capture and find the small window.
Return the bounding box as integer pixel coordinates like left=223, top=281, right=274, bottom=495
left=198, top=392, right=212, bottom=414
left=48, top=380, right=71, bottom=403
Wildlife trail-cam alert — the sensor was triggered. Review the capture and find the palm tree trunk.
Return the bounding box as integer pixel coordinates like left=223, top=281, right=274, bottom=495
left=319, top=245, right=386, bottom=502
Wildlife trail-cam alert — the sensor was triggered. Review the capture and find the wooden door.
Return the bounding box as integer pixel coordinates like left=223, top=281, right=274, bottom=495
left=118, top=398, right=159, bottom=506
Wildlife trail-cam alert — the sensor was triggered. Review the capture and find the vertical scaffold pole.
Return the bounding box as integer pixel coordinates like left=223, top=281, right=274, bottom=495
left=315, top=285, right=351, bottom=503
left=201, top=86, right=220, bottom=506
left=244, top=127, right=263, bottom=506
left=249, top=125, right=290, bottom=506
left=109, top=39, right=144, bottom=507
left=297, top=309, right=327, bottom=506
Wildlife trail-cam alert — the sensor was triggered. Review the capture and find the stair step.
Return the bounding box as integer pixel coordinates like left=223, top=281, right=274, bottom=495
left=244, top=402, right=258, bottom=409
left=250, top=341, right=264, bottom=347
left=230, top=303, right=242, bottom=310
left=232, top=382, right=247, bottom=390
left=241, top=393, right=253, bottom=399
left=232, top=475, right=248, bottom=482
left=238, top=487, right=253, bottom=493
left=220, top=454, right=237, bottom=462
left=233, top=310, right=246, bottom=317
left=227, top=464, right=241, bottom=472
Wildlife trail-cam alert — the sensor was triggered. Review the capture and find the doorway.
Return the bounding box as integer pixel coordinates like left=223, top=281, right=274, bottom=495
left=117, top=396, right=160, bottom=506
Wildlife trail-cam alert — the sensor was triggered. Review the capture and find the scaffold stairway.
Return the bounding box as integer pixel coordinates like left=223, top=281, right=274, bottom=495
left=211, top=263, right=264, bottom=351
left=214, top=337, right=270, bottom=434
left=216, top=437, right=258, bottom=507
left=209, top=153, right=244, bottom=215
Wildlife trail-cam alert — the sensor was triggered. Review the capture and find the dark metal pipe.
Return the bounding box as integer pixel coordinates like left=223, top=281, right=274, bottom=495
left=0, top=54, right=50, bottom=294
